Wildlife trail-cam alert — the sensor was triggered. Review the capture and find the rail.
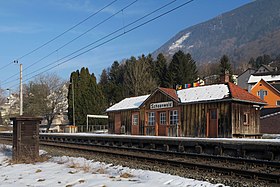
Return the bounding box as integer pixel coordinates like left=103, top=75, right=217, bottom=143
left=0, top=132, right=279, bottom=184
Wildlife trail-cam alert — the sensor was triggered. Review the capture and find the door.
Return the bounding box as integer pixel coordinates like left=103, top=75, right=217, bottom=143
left=131, top=113, right=139, bottom=135
left=158, top=112, right=167, bottom=136
left=114, top=113, right=121, bottom=134
left=208, top=109, right=218, bottom=138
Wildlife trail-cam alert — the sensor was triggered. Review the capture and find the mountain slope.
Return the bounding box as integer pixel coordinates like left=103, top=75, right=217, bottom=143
left=153, top=0, right=280, bottom=66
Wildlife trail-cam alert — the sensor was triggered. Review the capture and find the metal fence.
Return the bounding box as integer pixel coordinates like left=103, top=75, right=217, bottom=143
left=77, top=125, right=108, bottom=133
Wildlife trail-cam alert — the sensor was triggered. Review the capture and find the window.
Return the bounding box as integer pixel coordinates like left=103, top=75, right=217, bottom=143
left=257, top=91, right=267, bottom=96
left=210, top=109, right=217, bottom=119
left=160, top=112, right=166, bottom=125
left=170, top=110, right=178, bottom=125
left=132, top=114, right=139, bottom=125
left=243, top=113, right=249, bottom=125
left=148, top=112, right=155, bottom=126
left=277, top=100, right=280, bottom=106
left=257, top=90, right=267, bottom=100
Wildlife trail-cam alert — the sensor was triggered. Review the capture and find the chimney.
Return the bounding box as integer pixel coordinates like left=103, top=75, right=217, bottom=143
left=220, top=70, right=230, bottom=83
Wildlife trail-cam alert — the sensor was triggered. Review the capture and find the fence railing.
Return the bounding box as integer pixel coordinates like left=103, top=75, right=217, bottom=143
left=168, top=125, right=180, bottom=137
left=145, top=125, right=155, bottom=136
left=78, top=125, right=108, bottom=133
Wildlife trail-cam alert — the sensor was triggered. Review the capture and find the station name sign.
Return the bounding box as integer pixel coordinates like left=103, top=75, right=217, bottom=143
left=150, top=101, right=173, bottom=110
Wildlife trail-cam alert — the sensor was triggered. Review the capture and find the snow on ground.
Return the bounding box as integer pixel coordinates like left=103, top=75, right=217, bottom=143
left=0, top=144, right=227, bottom=187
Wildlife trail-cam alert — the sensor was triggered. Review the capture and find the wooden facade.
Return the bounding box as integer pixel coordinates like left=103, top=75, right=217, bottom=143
left=107, top=84, right=266, bottom=138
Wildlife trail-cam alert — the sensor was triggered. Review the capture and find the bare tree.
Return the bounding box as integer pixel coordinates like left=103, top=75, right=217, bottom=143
left=124, top=55, right=157, bottom=96
left=23, top=73, right=68, bottom=132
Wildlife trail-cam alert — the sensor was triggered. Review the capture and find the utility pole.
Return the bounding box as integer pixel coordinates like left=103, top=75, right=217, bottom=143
left=72, top=77, right=75, bottom=126
left=20, top=63, right=23, bottom=116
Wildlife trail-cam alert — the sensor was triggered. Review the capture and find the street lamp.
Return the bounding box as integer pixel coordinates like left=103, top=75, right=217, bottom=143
left=71, top=77, right=75, bottom=127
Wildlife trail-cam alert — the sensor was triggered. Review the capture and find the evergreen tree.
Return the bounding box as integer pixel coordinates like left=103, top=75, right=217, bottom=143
left=219, top=55, right=232, bottom=74
left=98, top=69, right=110, bottom=107
left=154, top=53, right=171, bottom=88
left=108, top=61, right=127, bottom=105
left=249, top=54, right=272, bottom=68
left=68, top=68, right=106, bottom=127
left=248, top=57, right=255, bottom=68
left=68, top=70, right=79, bottom=125
left=219, top=55, right=233, bottom=82
left=168, top=50, right=198, bottom=87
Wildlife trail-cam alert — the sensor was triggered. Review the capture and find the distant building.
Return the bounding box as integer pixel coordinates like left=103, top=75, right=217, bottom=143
left=238, top=62, right=280, bottom=90
left=248, top=74, right=280, bottom=93
left=237, top=68, right=256, bottom=90
left=260, top=108, right=280, bottom=134
left=204, top=73, right=237, bottom=86
left=0, top=93, right=19, bottom=125
left=254, top=64, right=278, bottom=74
left=40, top=112, right=69, bottom=133
left=250, top=79, right=280, bottom=108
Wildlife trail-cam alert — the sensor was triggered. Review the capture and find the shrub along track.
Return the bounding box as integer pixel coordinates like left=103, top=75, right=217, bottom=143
left=1, top=136, right=279, bottom=187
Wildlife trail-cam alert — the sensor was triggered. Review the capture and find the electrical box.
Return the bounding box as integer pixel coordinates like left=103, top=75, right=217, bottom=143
left=11, top=117, right=42, bottom=162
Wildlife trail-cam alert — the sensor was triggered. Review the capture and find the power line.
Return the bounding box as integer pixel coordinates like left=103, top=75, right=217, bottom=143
left=0, top=0, right=118, bottom=74
left=19, top=0, right=178, bottom=81
left=24, top=0, right=138, bottom=71
left=0, top=62, right=13, bottom=72
left=2, top=0, right=176, bottom=87
left=2, top=0, right=136, bottom=85
left=8, top=0, right=195, bottom=90
left=17, top=0, right=118, bottom=61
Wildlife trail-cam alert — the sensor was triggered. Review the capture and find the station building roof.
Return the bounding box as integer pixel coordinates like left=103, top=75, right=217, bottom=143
left=106, top=83, right=266, bottom=112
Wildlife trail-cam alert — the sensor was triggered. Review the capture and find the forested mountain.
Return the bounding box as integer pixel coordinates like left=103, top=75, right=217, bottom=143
left=153, top=0, right=280, bottom=67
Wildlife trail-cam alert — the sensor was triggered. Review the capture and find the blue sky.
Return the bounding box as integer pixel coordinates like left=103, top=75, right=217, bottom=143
left=0, top=0, right=252, bottom=91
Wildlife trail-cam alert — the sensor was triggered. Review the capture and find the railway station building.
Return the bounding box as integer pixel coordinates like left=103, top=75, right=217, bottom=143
left=106, top=82, right=266, bottom=138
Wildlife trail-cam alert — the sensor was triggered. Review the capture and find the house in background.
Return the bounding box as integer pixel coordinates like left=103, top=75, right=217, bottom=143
left=260, top=108, right=280, bottom=134
left=248, top=74, right=280, bottom=92
left=250, top=79, right=280, bottom=108
left=254, top=64, right=278, bottom=74
left=237, top=62, right=280, bottom=91
left=246, top=67, right=280, bottom=134
left=106, top=83, right=265, bottom=138
left=237, top=68, right=256, bottom=90
left=0, top=93, right=19, bottom=127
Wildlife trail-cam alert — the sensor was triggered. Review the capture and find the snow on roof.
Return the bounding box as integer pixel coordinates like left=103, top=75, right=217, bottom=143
left=106, top=94, right=150, bottom=112
left=177, top=84, right=229, bottom=103
left=248, top=74, right=280, bottom=84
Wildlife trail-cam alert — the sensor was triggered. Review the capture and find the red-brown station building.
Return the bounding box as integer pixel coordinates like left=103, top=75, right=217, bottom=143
left=106, top=82, right=266, bottom=138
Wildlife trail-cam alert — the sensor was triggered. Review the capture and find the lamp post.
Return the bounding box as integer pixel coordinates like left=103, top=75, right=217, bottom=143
left=14, top=60, right=23, bottom=116
left=71, top=77, right=75, bottom=127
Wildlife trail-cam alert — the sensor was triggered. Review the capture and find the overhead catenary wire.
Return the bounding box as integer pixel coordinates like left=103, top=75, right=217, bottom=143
left=8, top=0, right=195, bottom=90
left=1, top=0, right=137, bottom=85
left=16, top=0, right=118, bottom=61
left=8, top=0, right=179, bottom=85
left=0, top=0, right=118, bottom=74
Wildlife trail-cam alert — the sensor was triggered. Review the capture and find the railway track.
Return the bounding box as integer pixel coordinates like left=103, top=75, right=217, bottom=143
left=0, top=132, right=280, bottom=186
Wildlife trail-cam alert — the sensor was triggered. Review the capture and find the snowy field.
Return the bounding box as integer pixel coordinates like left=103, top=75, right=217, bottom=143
left=0, top=144, right=227, bottom=187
